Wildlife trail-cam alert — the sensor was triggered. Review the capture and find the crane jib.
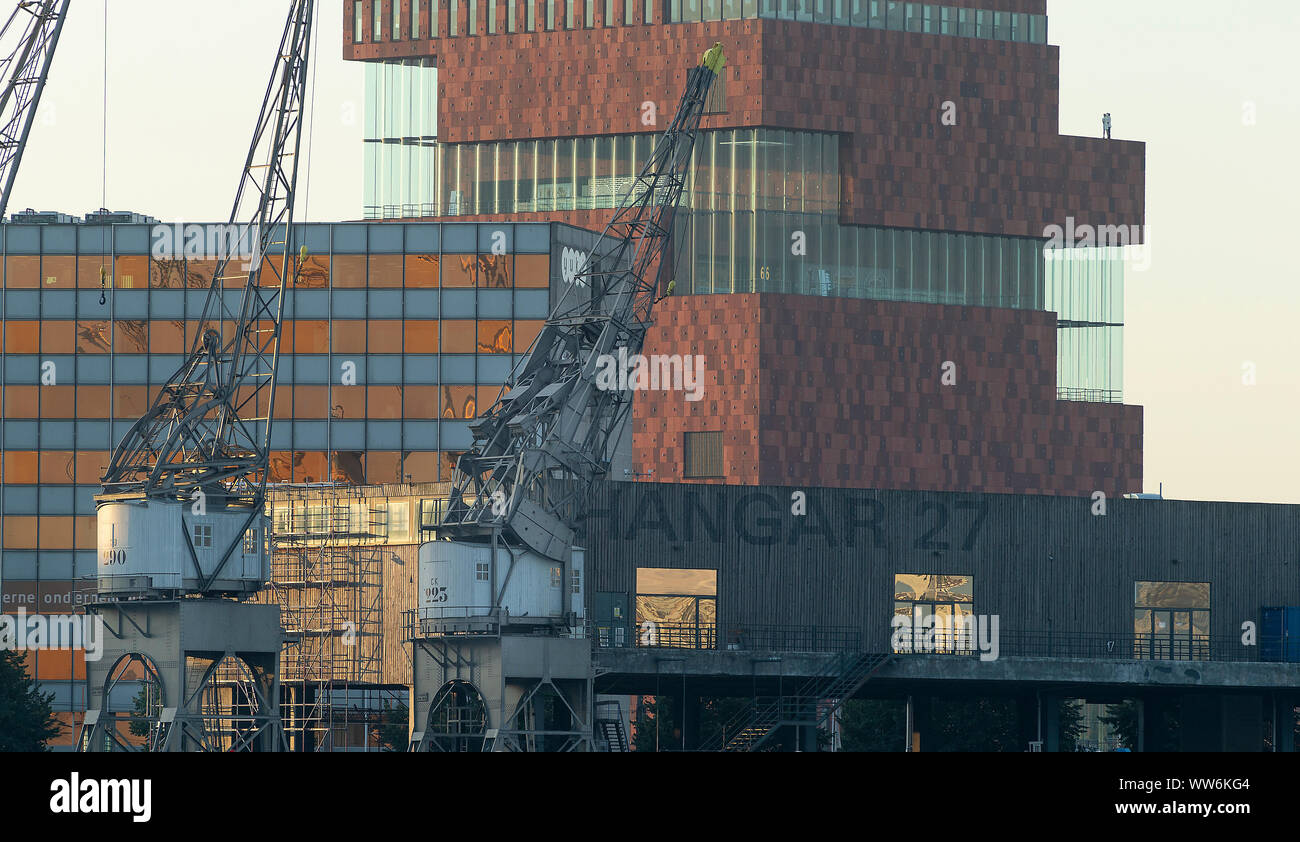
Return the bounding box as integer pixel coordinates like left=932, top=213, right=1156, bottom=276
left=439, top=44, right=726, bottom=561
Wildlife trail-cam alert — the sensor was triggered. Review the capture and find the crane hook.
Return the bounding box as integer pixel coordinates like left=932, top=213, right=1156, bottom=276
left=99, top=265, right=108, bottom=306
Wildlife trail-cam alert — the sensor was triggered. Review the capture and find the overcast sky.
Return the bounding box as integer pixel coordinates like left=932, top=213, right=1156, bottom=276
left=10, top=0, right=1300, bottom=503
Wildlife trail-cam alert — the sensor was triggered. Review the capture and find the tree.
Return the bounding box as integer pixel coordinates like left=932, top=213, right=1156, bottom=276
left=0, top=649, right=61, bottom=752
left=1101, top=701, right=1139, bottom=750
left=1058, top=699, right=1086, bottom=752
left=839, top=699, right=907, bottom=752
left=929, top=697, right=1021, bottom=751
left=631, top=695, right=678, bottom=752
left=377, top=702, right=410, bottom=752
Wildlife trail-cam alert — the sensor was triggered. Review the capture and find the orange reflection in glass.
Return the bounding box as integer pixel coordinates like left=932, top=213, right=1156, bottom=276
left=4, top=321, right=38, bottom=353
left=113, top=320, right=148, bottom=354
left=5, top=256, right=39, bottom=288
left=332, top=255, right=366, bottom=288
left=442, top=254, right=476, bottom=287
left=76, top=321, right=112, bottom=354
left=404, top=321, right=439, bottom=354
left=405, top=254, right=440, bottom=287
left=369, top=254, right=403, bottom=287
left=477, top=320, right=513, bottom=354
left=515, top=254, right=550, bottom=288
left=41, top=386, right=76, bottom=417
left=116, top=256, right=148, bottom=289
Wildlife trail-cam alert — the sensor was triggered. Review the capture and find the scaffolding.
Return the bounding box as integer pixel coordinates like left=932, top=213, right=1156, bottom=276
left=267, top=486, right=388, bottom=751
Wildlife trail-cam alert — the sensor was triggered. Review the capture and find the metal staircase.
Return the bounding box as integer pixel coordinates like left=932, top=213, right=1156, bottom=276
left=594, top=700, right=629, bottom=752
left=702, top=652, right=893, bottom=752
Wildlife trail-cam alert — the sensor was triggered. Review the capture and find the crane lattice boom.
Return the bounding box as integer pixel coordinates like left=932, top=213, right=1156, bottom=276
left=98, top=0, right=315, bottom=592
left=439, top=44, right=726, bottom=560
left=0, top=0, right=70, bottom=219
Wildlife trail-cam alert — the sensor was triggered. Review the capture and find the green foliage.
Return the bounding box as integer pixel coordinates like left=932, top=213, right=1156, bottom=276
left=129, top=687, right=153, bottom=739
left=839, top=699, right=907, bottom=752
left=1100, top=700, right=1180, bottom=751
left=1100, top=701, right=1139, bottom=750
left=1058, top=699, right=1086, bottom=752
left=0, top=649, right=61, bottom=752
left=928, top=697, right=1021, bottom=751
left=377, top=702, right=410, bottom=752
left=632, top=695, right=679, bottom=751
left=843, top=696, right=1035, bottom=752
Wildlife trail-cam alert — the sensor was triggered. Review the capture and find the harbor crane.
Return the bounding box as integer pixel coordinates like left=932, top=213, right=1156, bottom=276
left=80, top=0, right=315, bottom=752
left=410, top=43, right=726, bottom=752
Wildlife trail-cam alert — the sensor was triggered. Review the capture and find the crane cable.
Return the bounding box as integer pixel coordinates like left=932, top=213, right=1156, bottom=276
left=98, top=0, right=108, bottom=306
left=294, top=4, right=320, bottom=288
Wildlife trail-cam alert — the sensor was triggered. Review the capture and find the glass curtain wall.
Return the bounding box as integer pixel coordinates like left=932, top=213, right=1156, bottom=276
left=1045, top=246, right=1125, bottom=401
left=364, top=60, right=440, bottom=219
left=369, top=127, right=1046, bottom=311
left=357, top=0, right=1049, bottom=43
left=668, top=0, right=1047, bottom=43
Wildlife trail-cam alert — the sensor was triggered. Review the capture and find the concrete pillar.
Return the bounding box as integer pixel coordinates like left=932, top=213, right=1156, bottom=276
left=681, top=689, right=701, bottom=751
left=1043, top=694, right=1061, bottom=752
left=1272, top=694, right=1296, bottom=752
left=1221, top=695, right=1263, bottom=752
left=1179, top=694, right=1220, bottom=752
left=1142, top=695, right=1179, bottom=752
left=798, top=719, right=819, bottom=753
left=1015, top=693, right=1040, bottom=751
left=907, top=695, right=930, bottom=752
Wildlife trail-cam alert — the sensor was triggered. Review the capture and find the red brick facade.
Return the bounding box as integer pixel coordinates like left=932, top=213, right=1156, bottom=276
left=633, top=293, right=1142, bottom=497
left=346, top=1, right=1144, bottom=239
left=346, top=2, right=1146, bottom=497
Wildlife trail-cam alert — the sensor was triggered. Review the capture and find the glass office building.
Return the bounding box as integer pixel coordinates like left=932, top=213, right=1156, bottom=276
left=0, top=218, right=600, bottom=745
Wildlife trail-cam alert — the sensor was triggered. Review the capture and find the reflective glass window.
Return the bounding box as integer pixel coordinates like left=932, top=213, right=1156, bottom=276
left=333, top=255, right=367, bottom=287
left=404, top=320, right=440, bottom=353
left=369, top=254, right=404, bottom=287
left=113, top=320, right=148, bottom=354
left=4, top=385, right=38, bottom=417
left=332, top=321, right=368, bottom=354
left=441, top=320, right=477, bottom=353
left=403, top=386, right=439, bottom=419
left=368, top=319, right=404, bottom=353
left=443, top=254, right=476, bottom=286
left=477, top=320, right=513, bottom=353
left=6, top=255, right=39, bottom=287
left=4, top=321, right=38, bottom=353
left=42, top=321, right=76, bottom=354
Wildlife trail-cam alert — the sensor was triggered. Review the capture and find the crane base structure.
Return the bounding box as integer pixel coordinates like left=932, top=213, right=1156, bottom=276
left=77, top=599, right=285, bottom=753
left=408, top=632, right=594, bottom=752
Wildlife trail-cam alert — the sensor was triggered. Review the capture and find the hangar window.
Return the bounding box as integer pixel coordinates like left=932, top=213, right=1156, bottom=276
left=1134, top=581, right=1209, bottom=661
left=635, top=568, right=717, bottom=649
left=893, top=573, right=974, bottom=654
